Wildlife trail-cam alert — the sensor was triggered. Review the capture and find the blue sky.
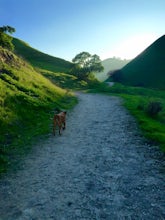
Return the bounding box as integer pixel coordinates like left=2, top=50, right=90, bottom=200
left=0, top=0, right=164, bottom=61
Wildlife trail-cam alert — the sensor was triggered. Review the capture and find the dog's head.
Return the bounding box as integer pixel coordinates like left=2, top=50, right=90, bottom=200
left=54, top=108, right=60, bottom=114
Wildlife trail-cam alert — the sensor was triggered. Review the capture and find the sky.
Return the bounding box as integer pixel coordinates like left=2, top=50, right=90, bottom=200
left=0, top=0, right=165, bottom=61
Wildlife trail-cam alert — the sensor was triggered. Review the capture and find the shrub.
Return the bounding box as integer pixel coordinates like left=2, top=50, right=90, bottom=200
left=146, top=101, right=163, bottom=117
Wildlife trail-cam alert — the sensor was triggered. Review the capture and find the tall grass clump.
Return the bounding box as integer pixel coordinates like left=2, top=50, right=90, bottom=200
left=146, top=101, right=163, bottom=117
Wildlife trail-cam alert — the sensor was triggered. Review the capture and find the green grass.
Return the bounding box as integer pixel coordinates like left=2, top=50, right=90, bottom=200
left=90, top=82, right=165, bottom=152
left=0, top=46, right=77, bottom=174
left=121, top=94, right=165, bottom=151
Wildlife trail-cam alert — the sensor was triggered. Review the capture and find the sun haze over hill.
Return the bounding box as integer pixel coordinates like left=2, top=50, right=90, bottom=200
left=111, top=35, right=165, bottom=90
left=95, top=57, right=130, bottom=81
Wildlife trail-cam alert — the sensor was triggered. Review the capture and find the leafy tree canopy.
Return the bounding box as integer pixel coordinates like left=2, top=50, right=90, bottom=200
left=72, top=51, right=104, bottom=80
left=0, top=25, right=15, bottom=34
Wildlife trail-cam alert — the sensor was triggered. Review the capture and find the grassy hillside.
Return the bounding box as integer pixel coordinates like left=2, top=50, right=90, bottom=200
left=119, top=35, right=165, bottom=89
left=0, top=46, right=77, bottom=173
left=12, top=37, right=73, bottom=73
left=95, top=57, right=130, bottom=81
left=12, top=37, right=103, bottom=90
left=39, top=69, right=89, bottom=90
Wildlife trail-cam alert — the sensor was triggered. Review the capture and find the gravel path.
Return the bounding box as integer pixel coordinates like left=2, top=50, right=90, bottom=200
left=0, top=92, right=164, bottom=220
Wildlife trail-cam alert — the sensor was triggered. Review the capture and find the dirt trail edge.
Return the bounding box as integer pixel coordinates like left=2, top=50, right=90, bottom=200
left=0, top=93, right=164, bottom=220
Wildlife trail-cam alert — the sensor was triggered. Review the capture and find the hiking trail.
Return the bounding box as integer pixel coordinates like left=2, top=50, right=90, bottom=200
left=0, top=93, right=164, bottom=220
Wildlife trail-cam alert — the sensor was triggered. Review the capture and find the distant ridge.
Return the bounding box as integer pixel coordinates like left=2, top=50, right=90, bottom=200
left=119, top=35, right=165, bottom=89
left=12, top=37, right=73, bottom=73
left=95, top=57, right=130, bottom=81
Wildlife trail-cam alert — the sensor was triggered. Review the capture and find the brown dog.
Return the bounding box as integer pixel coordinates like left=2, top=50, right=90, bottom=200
left=53, top=111, right=67, bottom=136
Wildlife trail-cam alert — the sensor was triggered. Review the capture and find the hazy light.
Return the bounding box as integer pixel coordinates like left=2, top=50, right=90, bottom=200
left=101, top=33, right=159, bottom=60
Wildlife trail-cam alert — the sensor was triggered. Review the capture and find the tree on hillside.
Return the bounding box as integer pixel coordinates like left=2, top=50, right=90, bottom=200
left=0, top=25, right=15, bottom=50
left=0, top=25, right=15, bottom=34
left=71, top=52, right=104, bottom=80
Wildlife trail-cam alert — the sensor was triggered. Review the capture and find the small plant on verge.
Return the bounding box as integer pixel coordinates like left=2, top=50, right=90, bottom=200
left=146, top=101, right=163, bottom=117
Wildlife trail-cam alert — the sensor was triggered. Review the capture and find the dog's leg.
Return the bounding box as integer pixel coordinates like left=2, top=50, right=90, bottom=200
left=59, top=125, right=62, bottom=135
left=57, top=119, right=62, bottom=135
left=53, top=122, right=56, bottom=136
left=63, top=121, right=66, bottom=130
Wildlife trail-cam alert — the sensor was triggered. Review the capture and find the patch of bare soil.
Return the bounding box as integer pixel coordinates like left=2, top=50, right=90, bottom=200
left=0, top=93, right=164, bottom=220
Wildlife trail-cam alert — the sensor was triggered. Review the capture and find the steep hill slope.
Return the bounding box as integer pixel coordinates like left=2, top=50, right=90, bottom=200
left=95, top=57, right=130, bottom=81
left=0, top=46, right=76, bottom=172
left=120, top=35, right=165, bottom=89
left=12, top=37, right=73, bottom=73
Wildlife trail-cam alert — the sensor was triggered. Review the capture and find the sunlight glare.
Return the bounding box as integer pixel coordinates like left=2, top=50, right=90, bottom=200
left=102, top=34, right=159, bottom=60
